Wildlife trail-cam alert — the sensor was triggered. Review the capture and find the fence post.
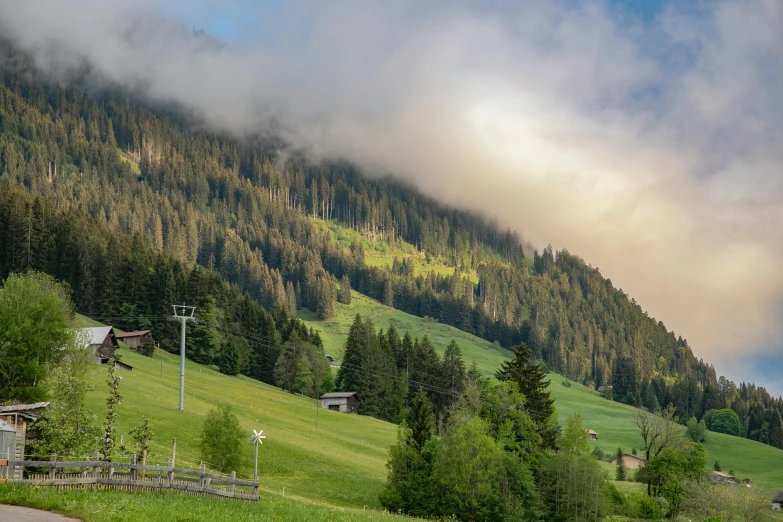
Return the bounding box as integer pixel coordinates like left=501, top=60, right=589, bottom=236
left=92, top=452, right=100, bottom=480
left=199, top=462, right=206, bottom=490
left=230, top=471, right=236, bottom=496
left=49, top=454, right=57, bottom=480
left=109, top=460, right=114, bottom=478
left=167, top=457, right=173, bottom=486
left=130, top=454, right=137, bottom=482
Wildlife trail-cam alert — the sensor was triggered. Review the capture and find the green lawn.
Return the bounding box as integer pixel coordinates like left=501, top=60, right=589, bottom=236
left=298, top=291, right=511, bottom=377
left=550, top=377, right=783, bottom=489
left=79, top=347, right=397, bottom=510
left=0, top=484, right=415, bottom=522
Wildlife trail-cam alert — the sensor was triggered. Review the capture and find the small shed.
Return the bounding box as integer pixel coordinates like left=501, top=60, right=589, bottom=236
left=587, top=429, right=598, bottom=440
left=75, top=327, right=131, bottom=370
left=0, top=402, right=50, bottom=479
left=320, top=392, right=359, bottom=414
left=115, top=330, right=151, bottom=350
left=325, top=354, right=335, bottom=365
left=610, top=453, right=645, bottom=470
left=711, top=471, right=738, bottom=485
left=772, top=490, right=783, bottom=511
left=76, top=326, right=119, bottom=361
left=0, top=418, right=14, bottom=479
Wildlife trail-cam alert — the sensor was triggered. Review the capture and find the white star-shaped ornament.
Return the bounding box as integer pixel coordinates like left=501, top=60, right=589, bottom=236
left=248, top=429, right=266, bottom=444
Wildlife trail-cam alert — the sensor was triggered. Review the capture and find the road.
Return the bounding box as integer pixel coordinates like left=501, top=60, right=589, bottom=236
left=0, top=504, right=80, bottom=521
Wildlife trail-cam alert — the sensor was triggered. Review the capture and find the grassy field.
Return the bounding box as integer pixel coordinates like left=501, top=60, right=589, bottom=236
left=550, top=377, right=783, bottom=489
left=76, top=347, right=397, bottom=510
left=298, top=291, right=511, bottom=377
left=0, top=484, right=414, bottom=522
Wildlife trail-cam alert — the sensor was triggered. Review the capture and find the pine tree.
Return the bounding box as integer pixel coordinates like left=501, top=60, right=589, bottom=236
left=338, top=273, right=352, bottom=305
left=407, top=389, right=435, bottom=450
left=615, top=447, right=626, bottom=481
left=138, top=334, right=156, bottom=357
left=382, top=279, right=394, bottom=307
left=496, top=342, right=558, bottom=449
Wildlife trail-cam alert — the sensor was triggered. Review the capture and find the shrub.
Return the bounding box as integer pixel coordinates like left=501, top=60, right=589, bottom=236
left=199, top=404, right=245, bottom=473
left=631, top=494, right=661, bottom=519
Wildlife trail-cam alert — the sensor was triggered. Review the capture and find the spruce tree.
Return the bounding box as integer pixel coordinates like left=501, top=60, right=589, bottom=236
left=496, top=342, right=558, bottom=449
left=338, top=273, right=352, bottom=305
left=407, top=388, right=436, bottom=450
left=615, top=447, right=626, bottom=481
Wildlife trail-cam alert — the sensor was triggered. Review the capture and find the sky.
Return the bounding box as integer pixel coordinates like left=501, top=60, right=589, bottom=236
left=0, top=0, right=781, bottom=396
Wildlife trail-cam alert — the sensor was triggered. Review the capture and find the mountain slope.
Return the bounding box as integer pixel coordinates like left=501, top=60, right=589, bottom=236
left=298, top=290, right=511, bottom=376
left=0, top=58, right=780, bottom=449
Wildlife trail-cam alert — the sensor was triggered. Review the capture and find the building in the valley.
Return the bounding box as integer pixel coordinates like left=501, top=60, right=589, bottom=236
left=587, top=429, right=598, bottom=440
left=115, top=330, right=152, bottom=350
left=75, top=327, right=132, bottom=370
left=0, top=402, right=50, bottom=479
left=320, top=392, right=360, bottom=414
left=610, top=453, right=645, bottom=470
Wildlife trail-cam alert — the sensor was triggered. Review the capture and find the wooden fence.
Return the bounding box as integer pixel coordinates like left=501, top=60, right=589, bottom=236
left=2, top=453, right=259, bottom=501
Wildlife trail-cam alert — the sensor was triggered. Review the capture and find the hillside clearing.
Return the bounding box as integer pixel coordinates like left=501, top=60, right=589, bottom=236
left=298, top=291, right=511, bottom=377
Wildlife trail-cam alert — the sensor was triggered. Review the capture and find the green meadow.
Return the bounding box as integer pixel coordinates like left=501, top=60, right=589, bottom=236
left=298, top=291, right=511, bottom=377
left=79, top=347, right=398, bottom=509
left=0, top=484, right=413, bottom=522
left=550, top=377, right=783, bottom=489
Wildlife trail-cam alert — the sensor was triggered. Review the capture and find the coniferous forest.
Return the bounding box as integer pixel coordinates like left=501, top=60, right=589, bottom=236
left=0, top=47, right=781, bottom=451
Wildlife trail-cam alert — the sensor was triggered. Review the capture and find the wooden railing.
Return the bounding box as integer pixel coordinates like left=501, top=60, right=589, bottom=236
left=3, top=453, right=258, bottom=501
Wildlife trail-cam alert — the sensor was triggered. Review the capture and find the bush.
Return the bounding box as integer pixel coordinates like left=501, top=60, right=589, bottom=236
left=631, top=493, right=661, bottom=519
left=592, top=447, right=605, bottom=460
left=199, top=404, right=245, bottom=473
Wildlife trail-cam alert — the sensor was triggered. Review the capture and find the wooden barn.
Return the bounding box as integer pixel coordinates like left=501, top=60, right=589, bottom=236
left=610, top=453, right=645, bottom=470
left=115, top=330, right=151, bottom=350
left=320, top=392, right=359, bottom=414
left=587, top=429, right=598, bottom=440
left=0, top=402, right=50, bottom=479
left=75, top=327, right=132, bottom=370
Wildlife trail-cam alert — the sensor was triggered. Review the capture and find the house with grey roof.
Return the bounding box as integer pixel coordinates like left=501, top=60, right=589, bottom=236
left=320, top=392, right=359, bottom=414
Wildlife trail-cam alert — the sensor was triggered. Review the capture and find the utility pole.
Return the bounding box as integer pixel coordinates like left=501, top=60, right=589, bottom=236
left=171, top=303, right=196, bottom=411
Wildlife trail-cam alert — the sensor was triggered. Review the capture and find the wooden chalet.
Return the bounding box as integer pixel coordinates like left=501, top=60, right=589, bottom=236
left=320, top=392, right=359, bottom=414
left=115, top=330, right=151, bottom=350
left=75, top=327, right=132, bottom=370
left=610, top=453, right=645, bottom=470
left=0, top=402, right=50, bottom=479
left=587, top=429, right=598, bottom=440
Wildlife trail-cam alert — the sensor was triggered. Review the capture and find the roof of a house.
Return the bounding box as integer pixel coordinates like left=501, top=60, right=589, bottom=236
left=76, top=326, right=115, bottom=347
left=0, top=402, right=51, bottom=420
left=320, top=392, right=359, bottom=400
left=115, top=330, right=151, bottom=339
left=712, top=471, right=736, bottom=479
left=772, top=490, right=783, bottom=503
left=612, top=453, right=645, bottom=461
left=0, top=418, right=15, bottom=432
left=587, top=429, right=598, bottom=435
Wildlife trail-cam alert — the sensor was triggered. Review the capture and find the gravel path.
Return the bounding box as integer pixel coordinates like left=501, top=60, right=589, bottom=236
left=0, top=504, right=81, bottom=521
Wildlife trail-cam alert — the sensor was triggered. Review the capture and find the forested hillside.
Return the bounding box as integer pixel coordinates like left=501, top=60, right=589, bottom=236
left=0, top=55, right=781, bottom=450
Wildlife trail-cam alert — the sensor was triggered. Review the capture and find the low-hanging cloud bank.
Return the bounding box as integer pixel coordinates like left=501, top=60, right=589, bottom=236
left=1, top=0, right=781, bottom=392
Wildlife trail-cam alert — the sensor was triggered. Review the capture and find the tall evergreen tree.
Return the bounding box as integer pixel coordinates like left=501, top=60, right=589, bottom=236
left=496, top=342, right=558, bottom=450
left=407, top=388, right=436, bottom=450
